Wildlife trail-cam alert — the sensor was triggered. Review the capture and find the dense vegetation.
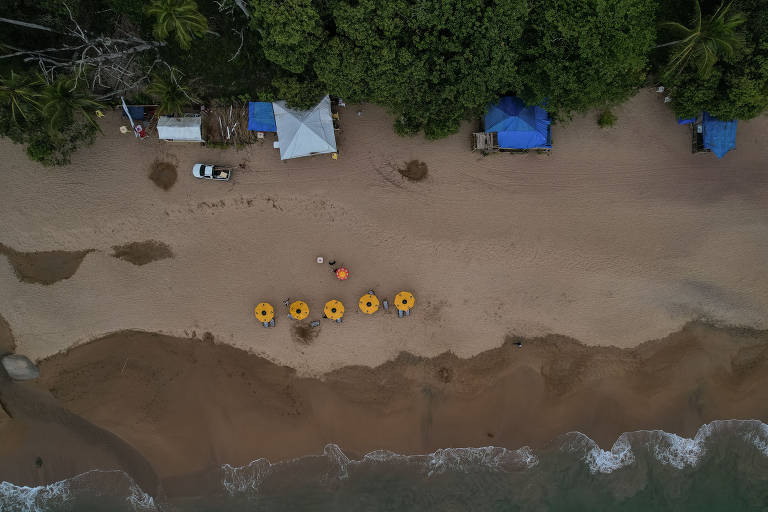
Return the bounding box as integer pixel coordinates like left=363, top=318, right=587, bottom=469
left=658, top=0, right=768, bottom=120
left=0, top=0, right=766, bottom=164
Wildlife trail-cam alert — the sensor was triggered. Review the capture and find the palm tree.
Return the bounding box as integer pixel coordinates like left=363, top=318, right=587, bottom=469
left=146, top=70, right=200, bottom=115
left=0, top=71, right=43, bottom=121
left=39, top=76, right=105, bottom=131
left=659, top=0, right=746, bottom=79
left=146, top=0, right=208, bottom=50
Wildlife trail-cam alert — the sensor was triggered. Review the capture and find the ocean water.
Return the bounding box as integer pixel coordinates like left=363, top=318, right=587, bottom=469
left=3, top=420, right=768, bottom=511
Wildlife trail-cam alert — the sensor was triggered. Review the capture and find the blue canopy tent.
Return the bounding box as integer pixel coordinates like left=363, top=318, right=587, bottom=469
left=484, top=97, right=551, bottom=149
left=702, top=112, right=737, bottom=158
left=248, top=102, right=277, bottom=131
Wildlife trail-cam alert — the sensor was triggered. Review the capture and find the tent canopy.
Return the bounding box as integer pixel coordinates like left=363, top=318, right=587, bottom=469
left=248, top=102, right=277, bottom=131
left=484, top=96, right=551, bottom=149
left=272, top=95, right=336, bottom=160
left=702, top=112, right=737, bottom=158
left=157, top=115, right=202, bottom=141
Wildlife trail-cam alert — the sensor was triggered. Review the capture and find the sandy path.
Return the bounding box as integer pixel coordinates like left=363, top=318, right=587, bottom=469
left=1, top=89, right=767, bottom=372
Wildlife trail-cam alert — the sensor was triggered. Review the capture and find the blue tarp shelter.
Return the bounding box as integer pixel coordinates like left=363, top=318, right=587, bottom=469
left=248, top=101, right=277, bottom=131
left=121, top=106, right=144, bottom=121
left=702, top=112, right=737, bottom=158
left=484, top=96, right=551, bottom=149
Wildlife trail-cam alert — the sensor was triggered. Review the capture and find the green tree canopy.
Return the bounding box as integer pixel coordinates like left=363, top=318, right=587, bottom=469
left=0, top=71, right=42, bottom=121
left=663, top=0, right=768, bottom=120
left=146, top=70, right=200, bottom=115
left=518, top=0, right=656, bottom=117
left=250, top=0, right=326, bottom=74
left=146, top=0, right=209, bottom=49
left=660, top=0, right=746, bottom=79
left=39, top=76, right=105, bottom=131
left=0, top=73, right=100, bottom=166
left=315, top=0, right=528, bottom=138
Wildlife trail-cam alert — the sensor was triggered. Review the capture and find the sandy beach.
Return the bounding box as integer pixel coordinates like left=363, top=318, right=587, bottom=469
left=1, top=89, right=768, bottom=499
left=1, top=89, right=768, bottom=374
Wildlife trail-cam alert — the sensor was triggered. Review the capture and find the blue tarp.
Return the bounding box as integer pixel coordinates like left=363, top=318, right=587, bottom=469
left=122, top=106, right=144, bottom=121
left=677, top=116, right=695, bottom=125
left=485, top=96, right=551, bottom=149
left=702, top=112, right=737, bottom=158
left=248, top=102, right=277, bottom=131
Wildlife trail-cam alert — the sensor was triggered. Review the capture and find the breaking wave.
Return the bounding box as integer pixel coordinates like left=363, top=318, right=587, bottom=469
left=0, top=470, right=157, bottom=512
left=562, top=419, right=768, bottom=474
left=4, top=420, right=768, bottom=511
left=219, top=420, right=768, bottom=499
left=220, top=443, right=539, bottom=495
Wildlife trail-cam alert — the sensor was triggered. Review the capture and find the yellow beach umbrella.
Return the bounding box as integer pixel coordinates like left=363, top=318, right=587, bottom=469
left=254, top=302, right=274, bottom=323
left=395, top=291, right=415, bottom=311
left=290, top=300, right=309, bottom=320
left=359, top=293, right=380, bottom=314
left=324, top=300, right=344, bottom=320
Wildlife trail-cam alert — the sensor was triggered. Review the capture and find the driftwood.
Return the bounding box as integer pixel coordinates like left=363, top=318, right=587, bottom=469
left=1, top=3, right=165, bottom=95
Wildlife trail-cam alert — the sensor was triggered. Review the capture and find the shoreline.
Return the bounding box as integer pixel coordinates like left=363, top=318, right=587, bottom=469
left=0, top=321, right=765, bottom=495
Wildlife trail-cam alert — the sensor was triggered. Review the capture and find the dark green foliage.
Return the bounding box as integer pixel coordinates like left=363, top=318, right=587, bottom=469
left=157, top=0, right=283, bottom=102
left=519, top=0, right=656, bottom=118
left=270, top=74, right=327, bottom=110
left=39, top=76, right=105, bottom=131
left=598, top=109, right=618, bottom=128
left=663, top=0, right=768, bottom=120
left=146, top=0, right=208, bottom=50
left=659, top=0, right=746, bottom=79
left=0, top=101, right=98, bottom=166
left=0, top=73, right=101, bottom=165
left=250, top=0, right=325, bottom=74
left=146, top=70, right=199, bottom=115
left=316, top=0, right=528, bottom=138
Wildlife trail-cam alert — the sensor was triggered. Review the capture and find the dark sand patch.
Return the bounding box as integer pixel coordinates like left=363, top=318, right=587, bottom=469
left=0, top=368, right=159, bottom=495
left=0, top=243, right=93, bottom=285
left=398, top=160, right=428, bottom=181
left=0, top=314, right=14, bottom=354
left=111, top=240, right=173, bottom=266
left=291, top=322, right=319, bottom=344
left=148, top=160, right=178, bottom=191
left=20, top=321, right=768, bottom=495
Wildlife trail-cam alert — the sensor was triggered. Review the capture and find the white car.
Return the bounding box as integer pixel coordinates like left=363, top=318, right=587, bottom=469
left=192, top=163, right=232, bottom=181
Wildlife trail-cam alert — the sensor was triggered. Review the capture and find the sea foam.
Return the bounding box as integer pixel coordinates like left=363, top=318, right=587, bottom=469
left=220, top=443, right=539, bottom=496
left=0, top=470, right=156, bottom=512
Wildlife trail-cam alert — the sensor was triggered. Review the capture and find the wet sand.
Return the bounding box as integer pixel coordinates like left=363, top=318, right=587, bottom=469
left=0, top=366, right=159, bottom=495
left=0, top=322, right=758, bottom=495
left=0, top=244, right=93, bottom=286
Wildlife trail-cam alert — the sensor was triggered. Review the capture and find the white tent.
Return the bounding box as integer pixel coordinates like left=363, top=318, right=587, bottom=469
left=157, top=115, right=203, bottom=141
left=272, top=95, right=336, bottom=160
